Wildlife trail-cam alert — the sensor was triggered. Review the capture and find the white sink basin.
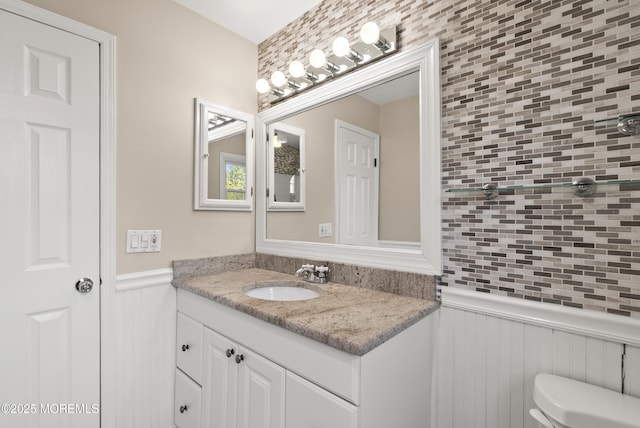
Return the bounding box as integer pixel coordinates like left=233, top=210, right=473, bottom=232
left=244, top=282, right=320, bottom=301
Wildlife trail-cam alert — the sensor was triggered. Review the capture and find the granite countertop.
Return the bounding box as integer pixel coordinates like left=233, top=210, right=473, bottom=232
left=172, top=268, right=439, bottom=356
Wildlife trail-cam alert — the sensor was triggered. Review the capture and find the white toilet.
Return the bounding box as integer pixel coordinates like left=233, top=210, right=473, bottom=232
left=530, top=373, right=640, bottom=428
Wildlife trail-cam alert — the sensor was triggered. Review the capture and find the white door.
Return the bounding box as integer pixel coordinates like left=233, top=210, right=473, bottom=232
left=336, top=120, right=379, bottom=246
left=0, top=9, right=100, bottom=428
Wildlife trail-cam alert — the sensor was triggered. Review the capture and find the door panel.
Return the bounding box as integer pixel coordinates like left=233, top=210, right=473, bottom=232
left=336, top=121, right=379, bottom=246
left=0, top=9, right=100, bottom=428
left=237, top=348, right=285, bottom=428
left=202, top=327, right=238, bottom=428
left=27, top=124, right=72, bottom=268
left=285, top=371, right=358, bottom=428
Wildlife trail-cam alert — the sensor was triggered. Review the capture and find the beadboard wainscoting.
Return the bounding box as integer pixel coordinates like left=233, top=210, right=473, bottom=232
left=115, top=269, right=177, bottom=428
left=434, top=287, right=640, bottom=428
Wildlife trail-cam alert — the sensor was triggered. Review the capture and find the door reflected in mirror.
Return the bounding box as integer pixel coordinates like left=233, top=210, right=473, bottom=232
left=194, top=99, right=254, bottom=211
left=265, top=71, right=420, bottom=247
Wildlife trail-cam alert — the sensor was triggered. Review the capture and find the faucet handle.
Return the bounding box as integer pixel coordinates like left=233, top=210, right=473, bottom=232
left=315, top=265, right=329, bottom=273
left=315, top=266, right=329, bottom=279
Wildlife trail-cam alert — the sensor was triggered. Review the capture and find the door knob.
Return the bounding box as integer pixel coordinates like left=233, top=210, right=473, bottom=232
left=75, top=278, right=94, bottom=293
left=226, top=348, right=235, bottom=358
left=235, top=354, right=244, bottom=364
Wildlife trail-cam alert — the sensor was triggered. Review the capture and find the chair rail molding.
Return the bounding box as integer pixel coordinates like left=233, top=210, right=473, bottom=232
left=441, top=287, right=640, bottom=347
left=116, top=268, right=174, bottom=293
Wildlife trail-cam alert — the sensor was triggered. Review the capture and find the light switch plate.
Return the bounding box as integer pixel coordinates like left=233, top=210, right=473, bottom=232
left=126, top=230, right=162, bottom=253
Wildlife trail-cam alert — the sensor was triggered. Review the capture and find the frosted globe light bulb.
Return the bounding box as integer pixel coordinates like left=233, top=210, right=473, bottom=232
left=270, top=71, right=287, bottom=88
left=332, top=37, right=351, bottom=57
left=360, top=21, right=380, bottom=44
left=255, top=78, right=270, bottom=94
left=289, top=60, right=306, bottom=78
left=309, top=49, right=326, bottom=68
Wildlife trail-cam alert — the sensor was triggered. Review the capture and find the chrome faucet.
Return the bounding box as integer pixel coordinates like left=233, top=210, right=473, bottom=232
left=295, top=264, right=330, bottom=284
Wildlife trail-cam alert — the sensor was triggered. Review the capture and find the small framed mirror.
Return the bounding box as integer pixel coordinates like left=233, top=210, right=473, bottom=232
left=267, top=122, right=306, bottom=211
left=194, top=98, right=254, bottom=211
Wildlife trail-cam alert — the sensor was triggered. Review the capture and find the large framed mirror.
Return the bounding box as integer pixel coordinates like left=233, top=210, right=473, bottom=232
left=194, top=99, right=254, bottom=211
left=256, top=39, right=442, bottom=274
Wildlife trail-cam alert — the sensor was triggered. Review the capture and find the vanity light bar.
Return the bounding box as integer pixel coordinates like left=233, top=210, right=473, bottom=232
left=256, top=22, right=398, bottom=104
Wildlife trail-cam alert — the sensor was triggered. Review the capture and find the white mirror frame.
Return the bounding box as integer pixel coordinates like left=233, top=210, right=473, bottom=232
left=194, top=98, right=254, bottom=211
left=267, top=122, right=306, bottom=211
left=256, top=39, right=442, bottom=275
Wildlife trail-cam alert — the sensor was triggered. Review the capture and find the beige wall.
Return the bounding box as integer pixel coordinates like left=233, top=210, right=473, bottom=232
left=378, top=96, right=420, bottom=242
left=26, top=0, right=258, bottom=274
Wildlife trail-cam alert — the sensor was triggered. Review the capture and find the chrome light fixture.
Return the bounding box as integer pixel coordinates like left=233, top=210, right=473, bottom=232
left=256, top=21, right=398, bottom=104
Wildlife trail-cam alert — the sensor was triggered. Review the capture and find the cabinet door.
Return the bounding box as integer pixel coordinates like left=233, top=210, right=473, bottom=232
left=285, top=372, right=358, bottom=428
left=202, top=327, right=238, bottom=428
left=236, top=347, right=285, bottom=428
left=175, top=369, right=202, bottom=428
left=177, top=312, right=204, bottom=383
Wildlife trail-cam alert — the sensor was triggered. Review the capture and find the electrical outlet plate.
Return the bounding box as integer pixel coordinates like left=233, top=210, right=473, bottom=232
left=126, top=230, right=162, bottom=253
left=319, top=223, right=332, bottom=238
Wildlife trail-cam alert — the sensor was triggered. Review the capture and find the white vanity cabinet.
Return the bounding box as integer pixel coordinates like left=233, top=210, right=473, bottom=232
left=201, top=327, right=285, bottom=428
left=175, top=288, right=435, bottom=428
left=175, top=313, right=285, bottom=428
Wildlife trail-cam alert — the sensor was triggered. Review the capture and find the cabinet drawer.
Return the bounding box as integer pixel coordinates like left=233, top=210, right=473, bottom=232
left=285, top=372, right=358, bottom=428
left=175, top=369, right=202, bottom=428
left=177, top=312, right=203, bottom=383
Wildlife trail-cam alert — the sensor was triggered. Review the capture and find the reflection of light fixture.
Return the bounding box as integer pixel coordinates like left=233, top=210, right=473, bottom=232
left=256, top=21, right=398, bottom=104
left=208, top=113, right=235, bottom=130
left=273, top=132, right=287, bottom=148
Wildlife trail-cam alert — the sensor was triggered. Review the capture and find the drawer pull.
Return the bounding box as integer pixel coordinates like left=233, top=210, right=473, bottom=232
left=226, top=348, right=235, bottom=358
left=235, top=354, right=244, bottom=364
left=179, top=405, right=188, bottom=414
left=181, top=344, right=190, bottom=352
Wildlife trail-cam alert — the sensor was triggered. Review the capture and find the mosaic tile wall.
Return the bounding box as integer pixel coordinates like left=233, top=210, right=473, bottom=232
left=258, top=0, right=640, bottom=318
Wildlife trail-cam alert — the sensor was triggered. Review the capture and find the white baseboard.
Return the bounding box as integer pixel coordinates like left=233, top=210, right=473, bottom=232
left=441, top=287, right=640, bottom=347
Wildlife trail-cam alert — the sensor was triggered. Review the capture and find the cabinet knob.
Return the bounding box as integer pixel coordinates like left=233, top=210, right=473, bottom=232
left=226, top=348, right=235, bottom=358
left=235, top=354, right=244, bottom=364
left=179, top=405, right=188, bottom=414
left=181, top=344, right=190, bottom=352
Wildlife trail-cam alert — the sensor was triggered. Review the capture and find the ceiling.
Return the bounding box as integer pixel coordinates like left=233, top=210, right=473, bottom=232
left=173, top=0, right=322, bottom=44
left=173, top=0, right=413, bottom=105
left=359, top=71, right=419, bottom=106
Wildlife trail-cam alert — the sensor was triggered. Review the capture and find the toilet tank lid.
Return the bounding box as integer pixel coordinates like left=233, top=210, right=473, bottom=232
left=533, top=374, right=640, bottom=428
